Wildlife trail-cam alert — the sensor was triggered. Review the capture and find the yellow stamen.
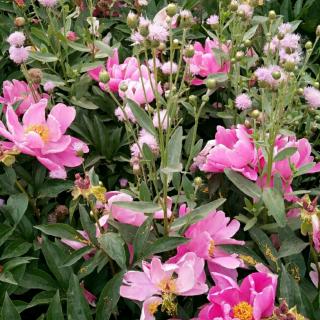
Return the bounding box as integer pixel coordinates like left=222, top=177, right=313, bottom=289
left=148, top=301, right=161, bottom=315
left=26, top=124, right=50, bottom=142
left=232, top=301, right=253, bottom=320
left=158, top=278, right=176, bottom=293
left=208, top=239, right=215, bottom=257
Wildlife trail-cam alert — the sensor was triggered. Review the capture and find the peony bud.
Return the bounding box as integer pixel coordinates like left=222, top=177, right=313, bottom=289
left=251, top=109, right=260, bottom=119
left=206, top=78, right=217, bottom=89
left=127, top=12, right=138, bottom=29
left=184, top=44, right=195, bottom=58
left=14, top=17, right=26, bottom=27
left=305, top=41, right=313, bottom=50
left=166, top=3, right=177, bottom=17
left=99, top=70, right=110, bottom=83
left=268, top=10, right=276, bottom=20
left=28, top=68, right=43, bottom=84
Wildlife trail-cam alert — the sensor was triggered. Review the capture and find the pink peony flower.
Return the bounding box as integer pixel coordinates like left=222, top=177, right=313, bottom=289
left=9, top=46, right=29, bottom=64
left=120, top=252, right=208, bottom=319
left=186, top=38, right=230, bottom=85
left=38, top=0, right=58, bottom=7
left=7, top=32, right=25, bottom=47
left=0, top=80, right=40, bottom=115
left=199, top=125, right=258, bottom=180
left=0, top=98, right=88, bottom=179
left=304, top=86, right=320, bottom=109
left=169, top=210, right=244, bottom=273
left=235, top=93, right=252, bottom=110
left=199, top=271, right=277, bottom=320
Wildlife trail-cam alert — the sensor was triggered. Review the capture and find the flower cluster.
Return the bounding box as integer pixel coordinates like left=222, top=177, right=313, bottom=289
left=7, top=31, right=29, bottom=64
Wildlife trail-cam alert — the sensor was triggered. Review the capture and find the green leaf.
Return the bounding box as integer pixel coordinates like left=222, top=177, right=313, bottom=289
left=139, top=181, right=152, bottom=202
left=274, top=147, right=297, bottom=162
left=294, top=162, right=316, bottom=177
left=67, top=274, right=93, bottom=320
left=163, top=127, right=183, bottom=174
left=29, top=51, right=58, bottom=63
left=47, top=290, right=64, bottom=320
left=262, top=188, right=286, bottom=228
left=79, top=205, right=98, bottom=246
left=67, top=41, right=91, bottom=52
left=61, top=246, right=93, bottom=267
left=112, top=201, right=161, bottom=213
left=34, top=224, right=85, bottom=241
left=127, top=99, right=156, bottom=136
left=1, top=293, right=21, bottom=320
left=96, top=271, right=125, bottom=320
left=98, top=233, right=127, bottom=269
left=20, top=269, right=58, bottom=291
left=0, top=272, right=18, bottom=285
left=7, top=193, right=28, bottom=226
left=37, top=180, right=73, bottom=198
left=0, top=240, right=31, bottom=259
left=243, top=25, right=258, bottom=41
left=70, top=97, right=100, bottom=110
left=171, top=198, right=226, bottom=231
left=133, top=215, right=153, bottom=262
left=278, top=239, right=309, bottom=258
left=224, top=169, right=261, bottom=199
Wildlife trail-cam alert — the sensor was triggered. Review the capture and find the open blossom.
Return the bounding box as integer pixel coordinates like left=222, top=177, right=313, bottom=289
left=0, top=99, right=88, bottom=179
left=206, top=15, right=219, bottom=26
left=304, top=86, right=320, bottom=109
left=161, top=62, right=178, bottom=75
left=0, top=80, right=41, bottom=115
left=199, top=271, right=277, bottom=320
left=238, top=4, right=254, bottom=19
left=169, top=211, right=244, bottom=275
left=114, top=105, right=137, bottom=123
left=235, top=93, right=252, bottom=110
left=255, top=65, right=287, bottom=89
left=9, top=46, right=29, bottom=64
left=199, top=125, right=259, bottom=180
left=186, top=38, right=230, bottom=85
left=7, top=32, right=25, bottom=47
left=148, top=22, right=169, bottom=42
left=278, top=22, right=293, bottom=34
left=120, top=253, right=208, bottom=319
left=38, top=0, right=58, bottom=7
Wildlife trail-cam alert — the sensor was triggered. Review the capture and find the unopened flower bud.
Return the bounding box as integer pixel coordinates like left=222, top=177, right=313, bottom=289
left=166, top=3, right=177, bottom=17
left=158, top=42, right=166, bottom=51
left=184, top=44, right=195, bottom=58
left=14, top=17, right=26, bottom=27
left=120, top=83, right=128, bottom=92
left=180, top=9, right=193, bottom=28
left=244, top=39, right=252, bottom=47
left=314, top=81, right=320, bottom=89
left=194, top=177, right=202, bottom=186
left=151, top=39, right=160, bottom=48
left=127, top=12, right=138, bottom=29
left=28, top=68, right=43, bottom=84
left=90, top=210, right=94, bottom=217
left=99, top=70, right=110, bottom=83
left=202, top=95, right=209, bottom=102
left=251, top=109, right=260, bottom=119
left=272, top=71, right=281, bottom=80
left=316, top=25, right=320, bottom=38
left=268, top=10, right=276, bottom=20
left=189, top=95, right=197, bottom=105
left=139, top=25, right=149, bottom=37
left=305, top=41, right=313, bottom=50
left=173, top=38, right=180, bottom=48
left=230, top=1, right=238, bottom=11
left=206, top=78, right=217, bottom=89
left=237, top=10, right=245, bottom=18
left=296, top=88, right=304, bottom=96
left=235, top=51, right=244, bottom=61
left=244, top=119, right=251, bottom=129
left=284, top=61, right=295, bottom=72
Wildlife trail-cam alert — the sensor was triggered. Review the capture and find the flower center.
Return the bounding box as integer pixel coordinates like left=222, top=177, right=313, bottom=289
left=208, top=239, right=215, bottom=257
left=158, top=278, right=176, bottom=293
left=26, top=124, right=49, bottom=142
left=232, top=301, right=253, bottom=320
left=148, top=301, right=161, bottom=315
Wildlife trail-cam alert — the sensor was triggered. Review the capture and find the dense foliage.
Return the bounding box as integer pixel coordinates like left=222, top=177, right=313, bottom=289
left=0, top=0, right=320, bottom=319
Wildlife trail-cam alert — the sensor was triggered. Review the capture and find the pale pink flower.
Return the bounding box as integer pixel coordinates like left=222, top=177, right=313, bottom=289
left=304, top=86, right=320, bottom=109
left=137, top=0, right=148, bottom=6
left=255, top=65, right=287, bottom=89
left=72, top=141, right=89, bottom=155
left=119, top=178, right=128, bottom=187
left=43, top=81, right=55, bottom=93
left=280, top=33, right=300, bottom=51
left=153, top=7, right=178, bottom=29
left=114, top=105, right=137, bottom=123
left=191, top=140, right=215, bottom=172
left=38, top=0, right=58, bottom=7
left=0, top=98, right=88, bottom=179
left=310, top=263, right=320, bottom=287
left=131, top=31, right=145, bottom=45
left=148, top=22, right=169, bottom=42
left=199, top=271, right=277, bottom=320
left=0, top=80, right=39, bottom=115
left=148, top=58, right=162, bottom=70
left=235, top=93, right=252, bottom=110
left=312, top=215, right=320, bottom=253
left=278, top=22, right=292, bottom=34
left=9, top=46, right=29, bottom=64
left=186, top=38, right=230, bottom=85
left=206, top=15, right=219, bottom=26
left=120, top=253, right=208, bottom=319
left=139, top=16, right=151, bottom=28
left=169, top=210, right=244, bottom=273
left=66, top=31, right=78, bottom=41
left=152, top=110, right=169, bottom=130
left=161, top=62, right=178, bottom=74
left=7, top=32, right=25, bottom=47
left=237, top=4, right=253, bottom=19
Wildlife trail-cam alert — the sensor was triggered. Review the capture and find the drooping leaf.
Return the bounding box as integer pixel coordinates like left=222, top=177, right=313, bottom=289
left=1, top=292, right=21, bottom=320
left=47, top=290, right=64, bottom=320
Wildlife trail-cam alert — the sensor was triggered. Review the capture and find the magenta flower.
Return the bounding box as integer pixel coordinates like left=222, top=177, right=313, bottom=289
left=120, top=252, right=208, bottom=319
left=186, top=38, right=230, bottom=85
left=199, top=125, right=258, bottom=180
left=169, top=211, right=244, bottom=273
left=0, top=98, right=88, bottom=179
left=199, top=271, right=277, bottom=320
left=0, top=80, right=41, bottom=115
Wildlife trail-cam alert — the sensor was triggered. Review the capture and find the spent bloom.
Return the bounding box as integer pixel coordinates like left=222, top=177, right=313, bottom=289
left=38, top=0, right=58, bottom=7
left=120, top=253, right=208, bottom=319
left=9, top=46, right=29, bottom=64
left=304, top=86, right=320, bottom=109
left=7, top=31, right=26, bottom=47
left=0, top=98, right=88, bottom=179
left=235, top=93, right=252, bottom=110
left=199, top=271, right=277, bottom=320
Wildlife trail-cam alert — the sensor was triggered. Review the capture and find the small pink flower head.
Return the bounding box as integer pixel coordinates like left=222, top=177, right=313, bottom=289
left=237, top=4, right=254, bottom=19
left=38, top=0, right=58, bottom=7
left=235, top=93, right=252, bottom=110
left=0, top=98, right=88, bottom=179
left=304, top=86, right=320, bottom=109
left=7, top=31, right=25, bottom=47
left=114, top=105, right=137, bottom=123
left=191, top=140, right=215, bottom=172
left=139, top=16, right=151, bottom=28
left=66, top=31, right=78, bottom=41
left=148, top=22, right=169, bottom=42
left=280, top=33, right=301, bottom=51
left=206, top=15, right=219, bottom=26
left=119, top=178, right=128, bottom=188
left=161, top=62, right=178, bottom=74
left=43, top=81, right=55, bottom=93
left=148, top=58, right=162, bottom=70
left=9, top=46, right=29, bottom=64
left=131, top=31, right=144, bottom=45
left=255, top=65, right=287, bottom=89
left=72, top=140, right=89, bottom=156
left=138, top=129, right=159, bottom=155
left=278, top=22, right=293, bottom=35
left=199, top=271, right=277, bottom=320
left=152, top=110, right=169, bottom=130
